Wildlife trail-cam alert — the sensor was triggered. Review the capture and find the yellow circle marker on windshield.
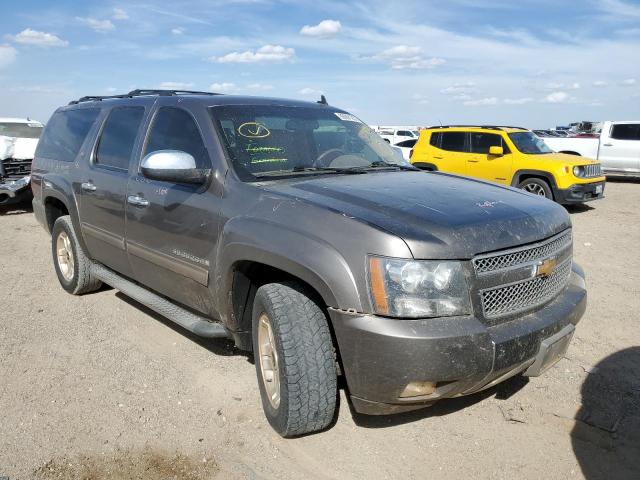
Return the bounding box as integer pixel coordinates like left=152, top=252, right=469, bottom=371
left=238, top=122, right=271, bottom=138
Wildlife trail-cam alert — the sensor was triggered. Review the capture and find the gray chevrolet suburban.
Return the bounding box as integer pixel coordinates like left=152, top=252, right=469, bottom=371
left=31, top=90, right=586, bottom=437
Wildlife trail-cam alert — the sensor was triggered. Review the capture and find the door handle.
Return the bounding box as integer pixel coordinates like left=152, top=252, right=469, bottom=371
left=468, top=160, right=479, bottom=163
left=433, top=156, right=444, bottom=159
left=81, top=181, right=97, bottom=192
left=602, top=143, right=613, bottom=147
left=127, top=195, right=149, bottom=207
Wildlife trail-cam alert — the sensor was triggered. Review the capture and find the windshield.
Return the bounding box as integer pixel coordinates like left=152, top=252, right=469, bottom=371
left=0, top=122, right=43, bottom=139
left=508, top=131, right=554, bottom=154
left=209, top=105, right=411, bottom=180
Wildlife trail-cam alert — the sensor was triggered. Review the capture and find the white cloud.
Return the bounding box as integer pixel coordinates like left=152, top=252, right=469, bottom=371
left=593, top=80, right=608, bottom=87
left=158, top=81, right=195, bottom=89
left=300, top=19, right=342, bottom=38
left=374, top=45, right=445, bottom=70
left=620, top=78, right=637, bottom=86
left=105, top=87, right=118, bottom=93
left=0, top=44, right=17, bottom=68
left=545, top=91, right=569, bottom=103
left=76, top=17, right=115, bottom=33
left=463, top=97, right=498, bottom=106
left=210, top=82, right=238, bottom=93
left=441, top=82, right=476, bottom=95
left=247, top=83, right=274, bottom=91
left=298, top=87, right=322, bottom=96
left=412, top=93, right=429, bottom=105
left=171, top=27, right=185, bottom=35
left=504, top=97, right=534, bottom=105
left=112, top=8, right=129, bottom=20
left=7, top=28, right=68, bottom=48
left=214, top=45, right=295, bottom=64
left=568, top=82, right=581, bottom=90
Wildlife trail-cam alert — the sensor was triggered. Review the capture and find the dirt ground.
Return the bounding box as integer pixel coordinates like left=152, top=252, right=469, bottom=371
left=1, top=180, right=639, bottom=480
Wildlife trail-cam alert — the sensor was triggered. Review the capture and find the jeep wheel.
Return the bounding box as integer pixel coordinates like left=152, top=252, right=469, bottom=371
left=252, top=282, right=337, bottom=437
left=52, top=215, right=102, bottom=295
left=518, top=178, right=553, bottom=199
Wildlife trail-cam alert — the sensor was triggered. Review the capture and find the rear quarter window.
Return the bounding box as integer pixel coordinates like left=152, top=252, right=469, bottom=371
left=36, top=108, right=100, bottom=162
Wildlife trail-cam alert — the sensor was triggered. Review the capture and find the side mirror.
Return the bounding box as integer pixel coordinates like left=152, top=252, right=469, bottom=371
left=489, top=146, right=504, bottom=156
left=140, top=150, right=209, bottom=184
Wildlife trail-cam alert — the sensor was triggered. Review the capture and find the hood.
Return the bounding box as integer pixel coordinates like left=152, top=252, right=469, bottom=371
left=260, top=171, right=571, bottom=259
left=530, top=152, right=600, bottom=166
left=0, top=135, right=39, bottom=160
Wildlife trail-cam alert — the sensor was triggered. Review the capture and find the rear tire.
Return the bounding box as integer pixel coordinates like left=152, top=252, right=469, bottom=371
left=252, top=282, right=337, bottom=437
left=52, top=215, right=102, bottom=295
left=518, top=178, right=553, bottom=200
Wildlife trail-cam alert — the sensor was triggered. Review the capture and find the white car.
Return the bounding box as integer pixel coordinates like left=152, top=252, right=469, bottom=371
left=541, top=121, right=640, bottom=176
left=393, top=138, right=418, bottom=161
left=0, top=117, right=43, bottom=204
left=374, top=126, right=420, bottom=144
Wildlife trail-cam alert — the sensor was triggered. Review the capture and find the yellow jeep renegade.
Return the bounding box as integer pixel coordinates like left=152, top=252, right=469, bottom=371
left=410, top=126, right=606, bottom=204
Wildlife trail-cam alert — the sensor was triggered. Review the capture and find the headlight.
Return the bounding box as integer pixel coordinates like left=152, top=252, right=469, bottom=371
left=573, top=166, right=584, bottom=177
left=368, top=256, right=471, bottom=318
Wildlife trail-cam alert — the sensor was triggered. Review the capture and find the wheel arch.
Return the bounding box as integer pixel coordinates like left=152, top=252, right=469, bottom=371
left=412, top=162, right=438, bottom=171
left=511, top=169, right=558, bottom=189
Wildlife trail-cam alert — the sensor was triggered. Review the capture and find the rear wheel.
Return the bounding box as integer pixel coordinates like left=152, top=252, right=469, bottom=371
left=52, top=215, right=102, bottom=295
left=518, top=178, right=553, bottom=200
left=252, top=282, right=337, bottom=437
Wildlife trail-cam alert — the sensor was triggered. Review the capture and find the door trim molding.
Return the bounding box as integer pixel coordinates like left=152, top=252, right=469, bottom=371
left=127, top=240, right=209, bottom=286
left=81, top=222, right=126, bottom=250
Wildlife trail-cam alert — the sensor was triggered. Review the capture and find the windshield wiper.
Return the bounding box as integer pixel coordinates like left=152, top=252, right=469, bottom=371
left=252, top=166, right=367, bottom=179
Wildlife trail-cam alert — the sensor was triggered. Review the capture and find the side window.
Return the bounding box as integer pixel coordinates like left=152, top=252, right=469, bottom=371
left=610, top=123, right=640, bottom=140
left=144, top=107, right=210, bottom=168
left=36, top=108, right=100, bottom=161
left=396, top=139, right=417, bottom=148
left=429, top=132, right=441, bottom=147
left=397, top=130, right=411, bottom=137
left=470, top=133, right=508, bottom=154
left=440, top=132, right=466, bottom=152
left=95, top=107, right=145, bottom=170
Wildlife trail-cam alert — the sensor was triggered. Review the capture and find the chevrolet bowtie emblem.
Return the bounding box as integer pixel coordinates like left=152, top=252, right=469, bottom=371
left=536, top=258, right=557, bottom=277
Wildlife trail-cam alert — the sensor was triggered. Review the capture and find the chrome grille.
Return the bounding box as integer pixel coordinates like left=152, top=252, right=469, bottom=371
left=481, top=259, right=572, bottom=319
left=0, top=157, right=32, bottom=180
left=583, top=163, right=602, bottom=178
left=473, top=230, right=572, bottom=274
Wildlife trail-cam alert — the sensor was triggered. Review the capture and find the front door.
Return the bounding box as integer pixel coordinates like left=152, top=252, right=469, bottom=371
left=599, top=123, right=640, bottom=173
left=79, top=106, right=146, bottom=276
left=466, top=132, right=513, bottom=184
left=125, top=105, right=220, bottom=316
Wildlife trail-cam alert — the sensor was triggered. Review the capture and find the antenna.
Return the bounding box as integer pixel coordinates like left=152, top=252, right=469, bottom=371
left=317, top=94, right=328, bottom=105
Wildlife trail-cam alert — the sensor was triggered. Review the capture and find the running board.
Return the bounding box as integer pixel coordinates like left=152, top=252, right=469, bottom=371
left=91, top=263, right=229, bottom=339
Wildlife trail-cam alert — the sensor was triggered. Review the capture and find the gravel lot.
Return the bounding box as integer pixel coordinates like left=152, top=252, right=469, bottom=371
left=1, top=180, right=639, bottom=480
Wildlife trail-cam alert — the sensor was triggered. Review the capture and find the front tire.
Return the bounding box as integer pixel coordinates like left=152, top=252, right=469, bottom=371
left=252, top=282, right=337, bottom=437
left=52, top=215, right=102, bottom=295
left=518, top=178, right=553, bottom=200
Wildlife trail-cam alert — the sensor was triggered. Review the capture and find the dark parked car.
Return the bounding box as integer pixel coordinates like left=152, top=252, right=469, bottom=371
left=31, top=90, right=587, bottom=436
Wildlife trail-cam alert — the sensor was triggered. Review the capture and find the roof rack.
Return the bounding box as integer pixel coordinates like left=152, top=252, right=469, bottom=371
left=427, top=125, right=528, bottom=131
left=69, top=89, right=222, bottom=105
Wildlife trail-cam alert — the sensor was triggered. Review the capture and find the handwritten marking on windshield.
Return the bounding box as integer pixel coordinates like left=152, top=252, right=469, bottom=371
left=238, top=122, right=271, bottom=138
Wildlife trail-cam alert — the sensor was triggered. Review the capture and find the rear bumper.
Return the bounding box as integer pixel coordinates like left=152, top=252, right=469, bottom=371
left=330, top=264, right=586, bottom=415
left=554, top=181, right=604, bottom=204
left=0, top=177, right=32, bottom=204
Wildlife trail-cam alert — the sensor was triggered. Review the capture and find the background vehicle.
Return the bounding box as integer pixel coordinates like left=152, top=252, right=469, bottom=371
left=372, top=126, right=419, bottom=144
left=393, top=138, right=417, bottom=160
left=411, top=125, right=606, bottom=204
left=32, top=91, right=586, bottom=437
left=542, top=121, right=640, bottom=176
left=0, top=117, right=43, bottom=204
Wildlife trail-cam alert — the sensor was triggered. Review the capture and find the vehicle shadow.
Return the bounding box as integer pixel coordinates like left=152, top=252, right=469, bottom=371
left=605, top=176, right=640, bottom=185
left=114, top=292, right=251, bottom=361
left=572, top=347, right=640, bottom=480
left=0, top=199, right=33, bottom=215
left=565, top=203, right=595, bottom=215
left=349, top=375, right=530, bottom=429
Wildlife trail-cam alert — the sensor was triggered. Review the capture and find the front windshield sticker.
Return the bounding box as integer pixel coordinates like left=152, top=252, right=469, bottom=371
left=334, top=112, right=361, bottom=123
left=238, top=122, right=271, bottom=138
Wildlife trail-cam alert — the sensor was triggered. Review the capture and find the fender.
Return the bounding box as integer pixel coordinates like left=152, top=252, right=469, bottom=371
left=215, top=216, right=361, bottom=332
left=510, top=169, right=558, bottom=189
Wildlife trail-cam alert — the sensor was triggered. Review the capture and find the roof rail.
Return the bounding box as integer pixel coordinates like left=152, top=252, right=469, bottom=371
left=69, top=89, right=221, bottom=105
left=427, top=125, right=528, bottom=131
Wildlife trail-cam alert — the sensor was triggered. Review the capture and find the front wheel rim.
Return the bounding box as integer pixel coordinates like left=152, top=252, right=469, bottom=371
left=258, top=313, right=280, bottom=409
left=56, top=231, right=75, bottom=281
left=523, top=183, right=547, bottom=196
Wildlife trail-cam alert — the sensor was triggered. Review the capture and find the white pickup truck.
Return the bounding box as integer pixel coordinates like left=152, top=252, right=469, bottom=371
left=542, top=121, right=640, bottom=176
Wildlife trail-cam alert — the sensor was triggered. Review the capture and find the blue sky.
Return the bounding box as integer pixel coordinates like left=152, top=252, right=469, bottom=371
left=1, top=0, right=639, bottom=128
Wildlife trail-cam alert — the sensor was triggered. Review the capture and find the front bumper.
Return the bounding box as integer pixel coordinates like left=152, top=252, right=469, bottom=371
left=554, top=181, right=604, bottom=204
left=330, top=264, right=586, bottom=415
left=0, top=176, right=32, bottom=204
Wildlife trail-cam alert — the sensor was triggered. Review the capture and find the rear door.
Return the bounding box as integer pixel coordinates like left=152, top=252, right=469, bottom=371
left=78, top=106, right=146, bottom=276
left=466, top=132, right=513, bottom=184
left=598, top=123, right=640, bottom=173
left=125, top=105, right=220, bottom=315
left=428, top=131, right=468, bottom=175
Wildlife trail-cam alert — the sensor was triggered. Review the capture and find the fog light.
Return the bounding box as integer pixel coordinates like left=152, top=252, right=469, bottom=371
left=400, top=381, right=437, bottom=398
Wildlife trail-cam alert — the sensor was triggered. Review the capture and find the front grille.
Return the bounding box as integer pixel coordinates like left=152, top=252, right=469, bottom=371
left=473, top=230, right=572, bottom=274
left=481, top=259, right=572, bottom=319
left=583, top=163, right=602, bottom=178
left=0, top=158, right=32, bottom=180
